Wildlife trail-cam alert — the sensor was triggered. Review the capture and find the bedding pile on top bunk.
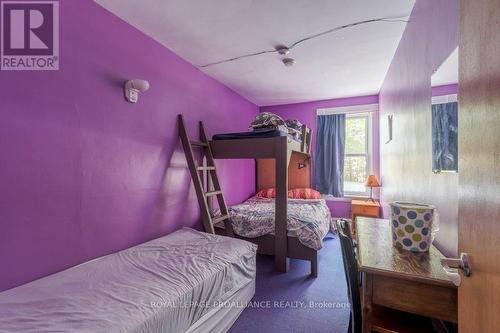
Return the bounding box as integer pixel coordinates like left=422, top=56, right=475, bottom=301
left=226, top=196, right=332, bottom=251
left=250, top=112, right=304, bottom=140
left=0, top=228, right=257, bottom=333
left=212, top=112, right=304, bottom=141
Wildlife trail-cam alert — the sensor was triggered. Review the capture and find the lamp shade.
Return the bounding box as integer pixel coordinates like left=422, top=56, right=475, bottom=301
left=366, top=175, right=381, bottom=187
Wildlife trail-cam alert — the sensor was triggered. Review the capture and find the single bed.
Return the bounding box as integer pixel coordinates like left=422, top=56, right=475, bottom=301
left=223, top=196, right=332, bottom=251
left=0, top=228, right=257, bottom=333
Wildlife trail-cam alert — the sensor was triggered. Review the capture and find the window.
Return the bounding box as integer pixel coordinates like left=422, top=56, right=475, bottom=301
left=316, top=104, right=377, bottom=198
left=344, top=113, right=372, bottom=196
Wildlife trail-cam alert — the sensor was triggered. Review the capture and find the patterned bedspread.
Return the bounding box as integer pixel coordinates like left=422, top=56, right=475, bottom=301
left=226, top=196, right=332, bottom=251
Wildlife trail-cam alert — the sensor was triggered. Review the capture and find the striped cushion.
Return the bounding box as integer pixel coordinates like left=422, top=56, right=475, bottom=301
left=256, top=188, right=276, bottom=198
left=256, top=188, right=321, bottom=199
left=288, top=188, right=321, bottom=199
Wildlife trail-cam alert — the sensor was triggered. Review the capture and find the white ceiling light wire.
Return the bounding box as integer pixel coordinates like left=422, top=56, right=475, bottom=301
left=198, top=16, right=409, bottom=68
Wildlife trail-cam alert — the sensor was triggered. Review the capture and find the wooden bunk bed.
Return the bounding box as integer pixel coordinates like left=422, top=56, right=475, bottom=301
left=211, top=126, right=314, bottom=275
left=178, top=115, right=320, bottom=276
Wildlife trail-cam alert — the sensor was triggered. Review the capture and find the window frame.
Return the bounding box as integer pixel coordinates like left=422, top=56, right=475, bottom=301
left=343, top=112, right=373, bottom=197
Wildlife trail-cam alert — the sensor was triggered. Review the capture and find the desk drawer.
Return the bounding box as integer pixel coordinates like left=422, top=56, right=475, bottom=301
left=371, top=275, right=458, bottom=323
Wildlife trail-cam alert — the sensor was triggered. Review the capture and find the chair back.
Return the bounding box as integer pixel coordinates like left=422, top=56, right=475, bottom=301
left=336, top=219, right=362, bottom=333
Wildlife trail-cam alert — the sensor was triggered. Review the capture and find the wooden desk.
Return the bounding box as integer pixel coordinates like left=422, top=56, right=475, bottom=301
left=356, top=217, right=458, bottom=333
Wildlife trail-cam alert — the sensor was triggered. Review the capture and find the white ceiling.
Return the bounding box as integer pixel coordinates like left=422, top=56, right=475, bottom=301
left=95, top=0, right=415, bottom=106
left=432, top=47, right=459, bottom=87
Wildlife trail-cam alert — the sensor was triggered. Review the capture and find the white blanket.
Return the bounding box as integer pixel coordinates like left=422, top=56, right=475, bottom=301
left=0, top=228, right=257, bottom=333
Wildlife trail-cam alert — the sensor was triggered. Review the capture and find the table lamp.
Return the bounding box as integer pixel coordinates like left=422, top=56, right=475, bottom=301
left=366, top=175, right=380, bottom=202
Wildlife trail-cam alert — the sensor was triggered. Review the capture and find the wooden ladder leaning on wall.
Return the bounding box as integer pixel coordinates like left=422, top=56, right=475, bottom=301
left=177, top=115, right=234, bottom=237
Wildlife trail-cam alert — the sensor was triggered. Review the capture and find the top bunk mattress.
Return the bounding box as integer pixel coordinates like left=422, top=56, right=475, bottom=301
left=0, top=228, right=257, bottom=333
left=212, top=128, right=299, bottom=141
left=225, top=196, right=332, bottom=251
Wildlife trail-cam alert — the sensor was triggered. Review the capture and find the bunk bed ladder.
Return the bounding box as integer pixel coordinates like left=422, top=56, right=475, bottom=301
left=177, top=115, right=234, bottom=237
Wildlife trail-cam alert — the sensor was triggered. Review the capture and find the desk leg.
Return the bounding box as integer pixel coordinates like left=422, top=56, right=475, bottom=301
left=362, top=272, right=373, bottom=333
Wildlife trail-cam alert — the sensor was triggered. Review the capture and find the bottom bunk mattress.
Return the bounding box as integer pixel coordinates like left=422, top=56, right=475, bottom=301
left=226, top=196, right=332, bottom=251
left=0, top=228, right=257, bottom=333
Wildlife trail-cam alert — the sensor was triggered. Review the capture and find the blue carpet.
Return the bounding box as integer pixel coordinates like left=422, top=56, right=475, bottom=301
left=229, top=234, right=350, bottom=333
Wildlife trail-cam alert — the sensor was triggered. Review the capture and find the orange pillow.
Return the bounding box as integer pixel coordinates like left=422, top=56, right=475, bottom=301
left=288, top=188, right=321, bottom=199
left=256, top=188, right=276, bottom=198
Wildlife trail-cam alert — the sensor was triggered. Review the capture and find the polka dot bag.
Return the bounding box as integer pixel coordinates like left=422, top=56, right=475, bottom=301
left=390, top=202, right=437, bottom=252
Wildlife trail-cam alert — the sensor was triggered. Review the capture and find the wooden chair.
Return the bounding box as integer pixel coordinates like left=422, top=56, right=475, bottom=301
left=336, top=219, right=437, bottom=333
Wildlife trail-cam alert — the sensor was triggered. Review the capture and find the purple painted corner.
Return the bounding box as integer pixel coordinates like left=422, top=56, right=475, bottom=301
left=379, top=0, right=459, bottom=257
left=0, top=1, right=258, bottom=291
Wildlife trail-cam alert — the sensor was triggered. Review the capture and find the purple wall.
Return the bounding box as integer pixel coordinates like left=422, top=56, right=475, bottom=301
left=379, top=0, right=459, bottom=256
left=261, top=95, right=379, bottom=218
left=0, top=1, right=258, bottom=291
left=432, top=84, right=458, bottom=96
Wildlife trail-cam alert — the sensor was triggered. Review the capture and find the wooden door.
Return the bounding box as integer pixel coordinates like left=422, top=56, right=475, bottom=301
left=458, top=0, right=500, bottom=331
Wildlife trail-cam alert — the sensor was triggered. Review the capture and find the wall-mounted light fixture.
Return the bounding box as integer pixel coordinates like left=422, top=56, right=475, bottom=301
left=124, top=79, right=150, bottom=103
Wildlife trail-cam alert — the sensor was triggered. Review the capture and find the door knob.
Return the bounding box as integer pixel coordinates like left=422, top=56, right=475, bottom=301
left=441, top=253, right=472, bottom=287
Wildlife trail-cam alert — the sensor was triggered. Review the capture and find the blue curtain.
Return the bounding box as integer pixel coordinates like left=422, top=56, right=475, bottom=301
left=315, top=114, right=346, bottom=196
left=432, top=102, right=458, bottom=172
